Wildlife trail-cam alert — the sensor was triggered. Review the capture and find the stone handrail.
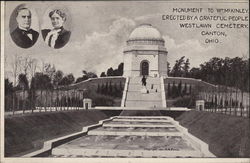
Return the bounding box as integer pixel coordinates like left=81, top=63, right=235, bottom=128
left=161, top=76, right=167, bottom=107
left=121, top=77, right=130, bottom=107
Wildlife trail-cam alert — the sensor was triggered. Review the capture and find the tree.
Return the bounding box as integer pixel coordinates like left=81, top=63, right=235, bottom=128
left=75, top=76, right=88, bottom=83
left=5, top=79, right=14, bottom=112
left=75, top=70, right=97, bottom=83
left=100, top=72, right=106, bottom=77
left=119, top=81, right=123, bottom=90
left=53, top=70, right=64, bottom=86
left=86, top=72, right=97, bottom=78
left=101, top=83, right=105, bottom=94
left=97, top=83, right=100, bottom=93
left=171, top=56, right=185, bottom=77
left=172, top=81, right=178, bottom=98
left=105, top=82, right=109, bottom=95
left=42, top=63, right=56, bottom=78
left=67, top=73, right=75, bottom=84
left=189, top=85, right=192, bottom=95
left=31, top=72, right=53, bottom=108
left=5, top=79, right=13, bottom=95
left=11, top=54, right=22, bottom=87
left=113, top=69, right=119, bottom=76
left=17, top=73, right=29, bottom=90
left=196, top=57, right=249, bottom=92
left=17, top=73, right=29, bottom=112
left=113, top=83, right=119, bottom=96
left=183, top=59, right=190, bottom=77
left=17, top=56, right=39, bottom=87
left=177, top=80, right=182, bottom=97
left=104, top=63, right=124, bottom=77
left=109, top=81, right=113, bottom=95
left=107, top=67, right=114, bottom=76
left=28, top=58, right=38, bottom=81
left=183, top=83, right=187, bottom=95
left=32, top=72, right=53, bottom=90
left=117, top=63, right=124, bottom=76
left=189, top=67, right=201, bottom=79
left=167, top=62, right=171, bottom=76
left=59, top=74, right=75, bottom=86
left=167, top=83, right=171, bottom=97
left=52, top=70, right=63, bottom=110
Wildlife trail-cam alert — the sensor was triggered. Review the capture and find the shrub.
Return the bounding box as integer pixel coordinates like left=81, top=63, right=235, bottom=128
left=85, top=91, right=115, bottom=106
left=172, top=96, right=195, bottom=108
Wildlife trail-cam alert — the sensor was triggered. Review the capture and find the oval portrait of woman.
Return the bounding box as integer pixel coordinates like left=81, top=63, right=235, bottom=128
left=41, top=7, right=71, bottom=49
left=9, top=4, right=39, bottom=49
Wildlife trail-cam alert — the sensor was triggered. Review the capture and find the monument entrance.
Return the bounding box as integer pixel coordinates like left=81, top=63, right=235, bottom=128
left=141, top=61, right=149, bottom=76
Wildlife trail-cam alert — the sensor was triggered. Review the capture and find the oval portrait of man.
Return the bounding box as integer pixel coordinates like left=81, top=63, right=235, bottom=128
left=41, top=7, right=71, bottom=49
left=9, top=4, right=39, bottom=49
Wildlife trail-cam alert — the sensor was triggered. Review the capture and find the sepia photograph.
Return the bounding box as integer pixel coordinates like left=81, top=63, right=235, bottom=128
left=41, top=7, right=71, bottom=49
left=9, top=4, right=39, bottom=48
left=1, top=1, right=249, bottom=163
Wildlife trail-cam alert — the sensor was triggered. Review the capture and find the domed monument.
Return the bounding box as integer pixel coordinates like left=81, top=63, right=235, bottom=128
left=123, top=24, right=168, bottom=77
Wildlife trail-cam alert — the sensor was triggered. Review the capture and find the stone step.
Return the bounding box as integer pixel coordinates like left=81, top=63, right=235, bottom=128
left=126, top=92, right=162, bottom=101
left=103, top=123, right=174, bottom=128
left=112, top=118, right=171, bottom=123
left=129, top=78, right=161, bottom=85
left=88, top=125, right=181, bottom=136
left=52, top=135, right=202, bottom=157
left=91, top=126, right=178, bottom=131
left=128, top=81, right=161, bottom=85
left=52, top=148, right=202, bottom=158
left=88, top=130, right=183, bottom=137
left=104, top=120, right=173, bottom=125
left=125, top=101, right=162, bottom=107
left=127, top=89, right=161, bottom=94
left=127, top=84, right=161, bottom=91
left=116, top=116, right=169, bottom=119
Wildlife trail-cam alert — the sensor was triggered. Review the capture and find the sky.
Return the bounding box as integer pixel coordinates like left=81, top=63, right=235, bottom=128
left=4, top=1, right=249, bottom=83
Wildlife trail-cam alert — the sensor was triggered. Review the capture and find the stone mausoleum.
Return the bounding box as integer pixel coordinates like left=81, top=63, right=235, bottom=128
left=123, top=24, right=168, bottom=78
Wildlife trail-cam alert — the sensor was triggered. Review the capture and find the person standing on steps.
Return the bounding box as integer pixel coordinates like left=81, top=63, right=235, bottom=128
left=141, top=75, right=147, bottom=86
left=141, top=75, right=149, bottom=94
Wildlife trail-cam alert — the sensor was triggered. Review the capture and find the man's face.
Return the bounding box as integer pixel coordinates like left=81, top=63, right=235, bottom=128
left=16, top=9, right=31, bottom=30
left=51, top=13, right=64, bottom=29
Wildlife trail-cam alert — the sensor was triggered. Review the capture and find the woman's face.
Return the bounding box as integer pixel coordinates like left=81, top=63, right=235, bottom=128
left=50, top=12, right=64, bottom=29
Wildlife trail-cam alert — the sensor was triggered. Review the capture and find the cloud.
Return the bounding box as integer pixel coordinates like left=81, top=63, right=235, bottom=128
left=53, top=17, right=136, bottom=78
left=134, top=13, right=162, bottom=21
left=163, top=35, right=213, bottom=68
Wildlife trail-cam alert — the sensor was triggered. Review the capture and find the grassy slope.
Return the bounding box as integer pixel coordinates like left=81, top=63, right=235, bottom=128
left=176, top=111, right=250, bottom=158
left=5, top=110, right=110, bottom=157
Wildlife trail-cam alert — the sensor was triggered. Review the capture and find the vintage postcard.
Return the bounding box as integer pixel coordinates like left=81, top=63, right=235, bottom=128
left=1, top=0, right=249, bottom=163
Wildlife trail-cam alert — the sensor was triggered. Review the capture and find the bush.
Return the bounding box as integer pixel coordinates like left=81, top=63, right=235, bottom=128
left=5, top=95, right=13, bottom=111
left=172, top=96, right=195, bottom=108
left=85, top=91, right=115, bottom=106
left=93, top=95, right=114, bottom=106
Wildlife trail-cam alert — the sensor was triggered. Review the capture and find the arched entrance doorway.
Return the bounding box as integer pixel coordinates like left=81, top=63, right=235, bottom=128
left=140, top=60, right=149, bottom=76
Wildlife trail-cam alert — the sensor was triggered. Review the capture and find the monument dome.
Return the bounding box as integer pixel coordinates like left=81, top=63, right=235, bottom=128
left=128, top=24, right=163, bottom=41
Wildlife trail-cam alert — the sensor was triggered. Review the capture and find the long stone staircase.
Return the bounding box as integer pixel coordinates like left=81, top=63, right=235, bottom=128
left=51, top=116, right=215, bottom=158
left=124, top=77, right=163, bottom=107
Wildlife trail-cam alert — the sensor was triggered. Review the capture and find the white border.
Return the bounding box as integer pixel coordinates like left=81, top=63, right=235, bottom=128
left=1, top=1, right=5, bottom=163
left=1, top=1, right=249, bottom=163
